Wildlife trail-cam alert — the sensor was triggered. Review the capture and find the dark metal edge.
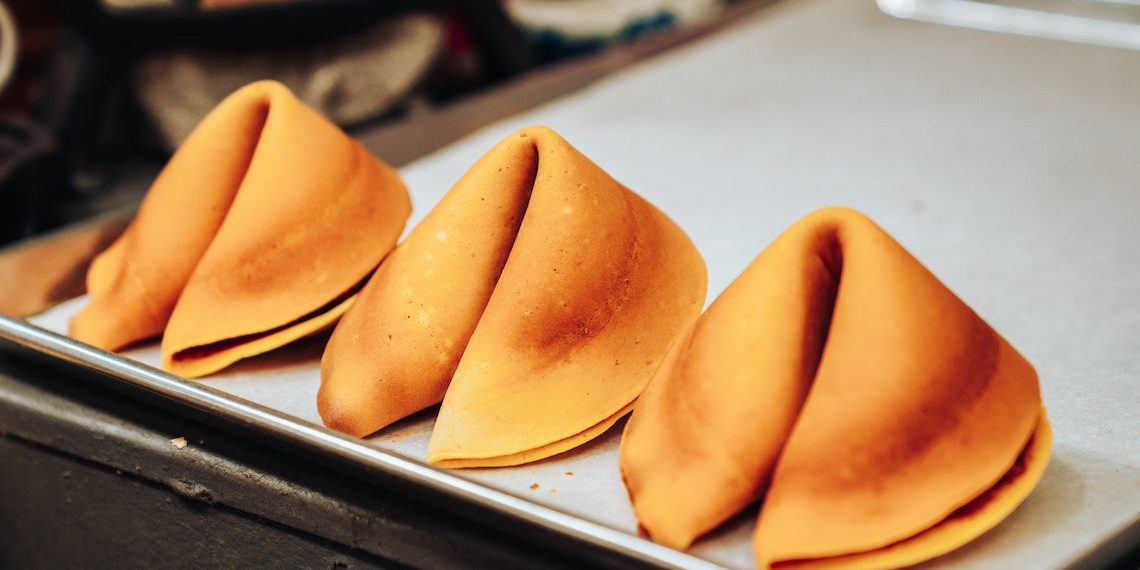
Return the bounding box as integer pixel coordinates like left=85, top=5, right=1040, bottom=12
left=0, top=315, right=723, bottom=570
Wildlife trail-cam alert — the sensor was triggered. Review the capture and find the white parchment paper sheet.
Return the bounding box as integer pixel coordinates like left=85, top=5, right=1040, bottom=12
left=32, top=0, right=1140, bottom=567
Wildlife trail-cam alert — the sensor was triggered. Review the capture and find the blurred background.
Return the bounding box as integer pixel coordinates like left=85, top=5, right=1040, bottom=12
left=0, top=0, right=729, bottom=247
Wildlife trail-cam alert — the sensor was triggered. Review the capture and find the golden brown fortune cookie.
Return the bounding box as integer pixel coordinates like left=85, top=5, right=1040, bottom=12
left=620, top=207, right=1049, bottom=568
left=69, top=80, right=411, bottom=377
left=319, top=126, right=707, bottom=467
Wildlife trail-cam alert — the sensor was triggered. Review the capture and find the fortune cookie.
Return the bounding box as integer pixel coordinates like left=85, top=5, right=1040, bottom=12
left=620, top=207, right=1049, bottom=568
left=319, top=126, right=707, bottom=467
left=70, top=80, right=411, bottom=377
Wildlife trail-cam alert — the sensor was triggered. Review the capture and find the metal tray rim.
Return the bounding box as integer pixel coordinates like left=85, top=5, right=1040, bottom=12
left=0, top=314, right=723, bottom=570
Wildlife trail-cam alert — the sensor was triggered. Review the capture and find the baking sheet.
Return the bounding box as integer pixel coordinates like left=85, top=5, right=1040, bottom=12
left=397, top=1, right=1140, bottom=567
left=17, top=0, right=1140, bottom=567
left=28, top=293, right=754, bottom=568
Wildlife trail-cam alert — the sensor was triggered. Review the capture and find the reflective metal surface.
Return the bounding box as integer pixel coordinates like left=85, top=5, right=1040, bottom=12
left=879, top=0, right=1140, bottom=50
left=0, top=315, right=719, bottom=570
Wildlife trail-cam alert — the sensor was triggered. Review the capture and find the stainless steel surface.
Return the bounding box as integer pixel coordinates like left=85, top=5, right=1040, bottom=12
left=879, top=0, right=1140, bottom=50
left=0, top=358, right=567, bottom=570
left=0, top=315, right=716, bottom=570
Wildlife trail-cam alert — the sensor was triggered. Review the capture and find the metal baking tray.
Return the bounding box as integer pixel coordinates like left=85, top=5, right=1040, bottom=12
left=877, top=0, right=1140, bottom=51
left=4, top=0, right=1140, bottom=566
left=0, top=303, right=740, bottom=569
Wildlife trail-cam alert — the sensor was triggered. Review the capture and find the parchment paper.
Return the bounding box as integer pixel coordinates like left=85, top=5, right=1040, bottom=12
left=32, top=0, right=1140, bottom=567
